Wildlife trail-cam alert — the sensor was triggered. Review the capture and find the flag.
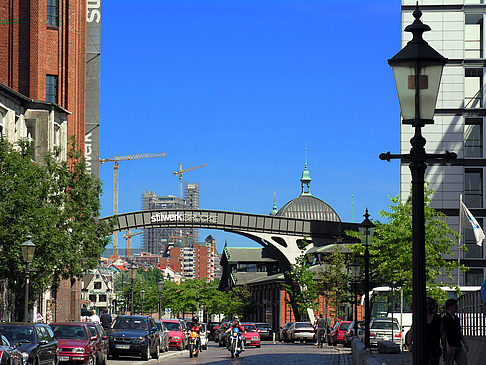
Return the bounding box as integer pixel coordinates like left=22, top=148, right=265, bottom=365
left=460, top=201, right=485, bottom=246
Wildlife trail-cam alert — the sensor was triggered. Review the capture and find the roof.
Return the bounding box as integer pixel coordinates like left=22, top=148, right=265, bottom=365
left=223, top=247, right=277, bottom=263
left=307, top=244, right=353, bottom=255
left=276, top=195, right=341, bottom=222
left=231, top=272, right=268, bottom=285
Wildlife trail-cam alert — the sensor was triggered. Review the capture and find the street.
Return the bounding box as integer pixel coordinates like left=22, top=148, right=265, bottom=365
left=106, top=341, right=352, bottom=365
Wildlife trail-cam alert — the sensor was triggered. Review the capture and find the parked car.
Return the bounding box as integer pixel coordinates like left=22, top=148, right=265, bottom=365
left=328, top=320, right=352, bottom=346
left=199, top=323, right=209, bottom=350
left=86, top=322, right=109, bottom=364
left=369, top=318, right=402, bottom=347
left=162, top=319, right=187, bottom=351
left=154, top=321, right=169, bottom=353
left=51, top=322, right=99, bottom=365
left=279, top=322, right=294, bottom=342
left=0, top=322, right=58, bottom=365
left=343, top=321, right=364, bottom=348
left=0, top=335, right=23, bottom=365
left=287, top=322, right=315, bottom=343
left=108, top=315, right=160, bottom=360
left=241, top=323, right=261, bottom=348
left=254, top=322, right=273, bottom=341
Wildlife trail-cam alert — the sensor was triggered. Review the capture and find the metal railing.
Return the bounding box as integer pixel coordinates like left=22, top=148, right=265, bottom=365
left=457, top=290, right=485, bottom=337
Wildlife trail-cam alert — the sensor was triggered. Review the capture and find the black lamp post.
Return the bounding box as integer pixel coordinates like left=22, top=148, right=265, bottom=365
left=380, top=4, right=455, bottom=364
left=21, top=235, right=36, bottom=322
left=349, top=260, right=361, bottom=336
left=157, top=280, right=165, bottom=319
left=358, top=209, right=375, bottom=349
left=140, top=289, right=145, bottom=315
left=128, top=264, right=137, bottom=314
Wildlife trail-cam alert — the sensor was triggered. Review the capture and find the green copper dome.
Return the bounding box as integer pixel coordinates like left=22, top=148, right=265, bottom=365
left=270, top=192, right=278, bottom=216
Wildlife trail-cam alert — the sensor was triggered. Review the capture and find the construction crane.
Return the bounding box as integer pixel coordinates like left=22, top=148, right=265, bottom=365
left=169, top=233, right=198, bottom=247
left=100, top=153, right=165, bottom=260
left=123, top=230, right=142, bottom=259
left=173, top=162, right=208, bottom=199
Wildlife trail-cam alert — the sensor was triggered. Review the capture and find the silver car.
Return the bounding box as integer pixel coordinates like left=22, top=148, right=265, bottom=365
left=369, top=318, right=402, bottom=346
left=287, top=322, right=315, bottom=342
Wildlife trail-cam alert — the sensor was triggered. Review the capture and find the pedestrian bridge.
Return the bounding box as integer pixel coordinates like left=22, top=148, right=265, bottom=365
left=104, top=209, right=359, bottom=265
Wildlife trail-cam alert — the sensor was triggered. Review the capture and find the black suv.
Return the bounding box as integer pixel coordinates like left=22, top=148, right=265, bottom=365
left=108, top=315, right=159, bottom=361
left=0, top=322, right=58, bottom=365
left=255, top=322, right=273, bottom=341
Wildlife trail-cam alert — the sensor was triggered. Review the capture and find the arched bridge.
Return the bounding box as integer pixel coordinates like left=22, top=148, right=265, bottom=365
left=103, top=209, right=359, bottom=265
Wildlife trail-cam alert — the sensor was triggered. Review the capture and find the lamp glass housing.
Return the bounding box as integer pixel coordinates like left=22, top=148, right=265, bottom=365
left=128, top=265, right=137, bottom=280
left=391, top=62, right=444, bottom=121
left=140, top=289, right=145, bottom=300
left=358, top=225, right=375, bottom=245
left=350, top=262, right=361, bottom=279
left=157, top=280, right=165, bottom=293
left=21, top=237, right=36, bottom=263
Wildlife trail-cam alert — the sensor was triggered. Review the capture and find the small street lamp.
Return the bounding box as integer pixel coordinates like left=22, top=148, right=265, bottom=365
left=380, top=4, right=454, bottom=364
left=140, top=289, right=145, bottom=315
left=349, top=259, right=361, bottom=337
left=128, top=264, right=137, bottom=315
left=157, top=280, right=165, bottom=319
left=21, top=235, right=36, bottom=322
left=358, top=209, right=375, bottom=349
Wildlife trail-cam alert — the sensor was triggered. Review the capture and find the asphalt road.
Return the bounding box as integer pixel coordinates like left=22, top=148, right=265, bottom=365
left=106, top=340, right=352, bottom=365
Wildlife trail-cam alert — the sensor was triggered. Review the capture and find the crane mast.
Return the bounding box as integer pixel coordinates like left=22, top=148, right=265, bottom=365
left=100, top=153, right=165, bottom=260
left=173, top=162, right=208, bottom=199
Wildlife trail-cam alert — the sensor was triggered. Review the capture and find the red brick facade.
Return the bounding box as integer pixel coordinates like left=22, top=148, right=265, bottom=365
left=0, top=0, right=86, bottom=149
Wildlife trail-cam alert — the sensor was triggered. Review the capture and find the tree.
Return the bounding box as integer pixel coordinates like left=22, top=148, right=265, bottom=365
left=0, top=138, right=113, bottom=320
left=282, top=249, right=320, bottom=322
left=351, top=187, right=464, bottom=304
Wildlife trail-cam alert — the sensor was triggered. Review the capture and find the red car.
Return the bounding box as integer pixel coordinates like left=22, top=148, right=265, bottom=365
left=328, top=321, right=352, bottom=346
left=162, top=319, right=187, bottom=351
left=51, top=323, right=99, bottom=365
left=241, top=323, right=261, bottom=348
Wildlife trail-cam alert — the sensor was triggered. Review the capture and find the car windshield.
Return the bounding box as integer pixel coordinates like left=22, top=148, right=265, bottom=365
left=371, top=322, right=399, bottom=330
left=0, top=325, right=34, bottom=343
left=51, top=325, right=88, bottom=340
left=256, top=324, right=270, bottom=329
left=339, top=323, right=350, bottom=331
left=243, top=324, right=257, bottom=331
left=295, top=323, right=312, bottom=328
left=163, top=322, right=181, bottom=331
left=113, top=318, right=148, bottom=330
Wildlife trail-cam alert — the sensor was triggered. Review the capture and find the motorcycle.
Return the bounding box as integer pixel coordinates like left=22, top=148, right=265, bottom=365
left=189, top=329, right=200, bottom=358
left=228, top=327, right=243, bottom=358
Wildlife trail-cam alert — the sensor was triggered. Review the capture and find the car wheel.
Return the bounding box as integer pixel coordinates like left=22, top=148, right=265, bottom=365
left=141, top=345, right=150, bottom=361
left=256, top=344, right=261, bottom=348
left=152, top=342, right=160, bottom=359
left=88, top=355, right=96, bottom=365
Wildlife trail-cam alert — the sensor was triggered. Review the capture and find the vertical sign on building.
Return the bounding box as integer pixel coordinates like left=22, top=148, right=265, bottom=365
left=86, top=0, right=101, bottom=178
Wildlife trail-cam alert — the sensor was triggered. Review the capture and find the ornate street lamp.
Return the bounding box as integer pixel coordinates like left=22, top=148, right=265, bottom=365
left=358, top=209, right=375, bottom=349
left=21, top=235, right=36, bottom=322
left=157, top=280, right=165, bottom=319
left=128, top=264, right=137, bottom=314
left=140, top=289, right=145, bottom=315
left=349, top=259, right=361, bottom=337
left=380, top=4, right=455, bottom=364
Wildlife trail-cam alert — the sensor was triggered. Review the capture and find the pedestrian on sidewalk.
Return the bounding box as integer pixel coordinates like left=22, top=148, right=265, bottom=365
left=441, top=298, right=469, bottom=365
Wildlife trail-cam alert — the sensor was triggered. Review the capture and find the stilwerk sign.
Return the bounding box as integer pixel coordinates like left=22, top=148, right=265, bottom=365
left=150, top=212, right=218, bottom=224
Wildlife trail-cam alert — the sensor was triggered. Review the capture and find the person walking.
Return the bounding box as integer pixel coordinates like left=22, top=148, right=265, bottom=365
left=100, top=309, right=112, bottom=330
left=441, top=298, right=469, bottom=365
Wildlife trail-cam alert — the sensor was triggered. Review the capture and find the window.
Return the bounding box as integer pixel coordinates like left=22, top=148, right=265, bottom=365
left=93, top=282, right=102, bottom=290
left=464, top=169, right=483, bottom=207
left=54, top=123, right=61, bottom=149
left=46, top=75, right=58, bottom=103
left=464, top=217, right=484, bottom=258
left=465, top=268, right=483, bottom=285
left=47, top=0, right=58, bottom=27
left=465, top=68, right=482, bottom=108
left=89, top=294, right=97, bottom=303
left=465, top=118, right=483, bottom=158
left=98, top=294, right=107, bottom=303
left=0, top=109, right=4, bottom=135
left=465, top=14, right=483, bottom=59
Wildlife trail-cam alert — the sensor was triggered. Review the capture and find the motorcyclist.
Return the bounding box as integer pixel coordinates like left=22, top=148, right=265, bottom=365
left=189, top=316, right=202, bottom=351
left=225, top=316, right=246, bottom=351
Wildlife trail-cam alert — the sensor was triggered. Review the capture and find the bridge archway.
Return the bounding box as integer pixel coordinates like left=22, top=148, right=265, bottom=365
left=103, top=209, right=359, bottom=266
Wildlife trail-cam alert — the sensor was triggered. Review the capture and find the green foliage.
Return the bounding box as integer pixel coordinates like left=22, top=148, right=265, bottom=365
left=317, top=248, right=349, bottom=320
left=350, top=187, right=463, bottom=303
left=0, top=137, right=113, bottom=319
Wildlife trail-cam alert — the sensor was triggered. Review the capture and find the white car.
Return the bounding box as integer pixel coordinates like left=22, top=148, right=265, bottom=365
left=200, top=323, right=209, bottom=350
left=288, top=322, right=315, bottom=342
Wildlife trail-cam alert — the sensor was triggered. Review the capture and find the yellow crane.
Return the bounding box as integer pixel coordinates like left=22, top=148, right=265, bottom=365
left=169, top=233, right=198, bottom=247
left=123, top=230, right=142, bottom=259
left=173, top=162, right=208, bottom=199
left=100, top=153, right=165, bottom=260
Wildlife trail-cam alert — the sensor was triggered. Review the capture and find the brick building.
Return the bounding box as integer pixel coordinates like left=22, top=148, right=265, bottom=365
left=0, top=0, right=86, bottom=150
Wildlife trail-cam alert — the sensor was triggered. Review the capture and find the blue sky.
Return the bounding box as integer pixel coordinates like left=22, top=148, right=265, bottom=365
left=99, top=0, right=402, bottom=254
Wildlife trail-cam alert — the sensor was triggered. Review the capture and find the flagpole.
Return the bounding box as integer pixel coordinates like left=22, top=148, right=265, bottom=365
left=458, top=194, right=463, bottom=286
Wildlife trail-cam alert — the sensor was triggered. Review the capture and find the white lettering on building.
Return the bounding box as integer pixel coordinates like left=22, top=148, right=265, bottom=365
left=150, top=213, right=218, bottom=224
left=87, top=0, right=101, bottom=23
left=85, top=131, right=92, bottom=172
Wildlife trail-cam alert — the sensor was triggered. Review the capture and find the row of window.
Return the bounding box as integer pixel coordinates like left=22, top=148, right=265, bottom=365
left=88, top=294, right=107, bottom=303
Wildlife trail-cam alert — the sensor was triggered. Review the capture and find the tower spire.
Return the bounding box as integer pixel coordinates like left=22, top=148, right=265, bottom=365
left=300, top=148, right=312, bottom=196
left=270, top=192, right=278, bottom=215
